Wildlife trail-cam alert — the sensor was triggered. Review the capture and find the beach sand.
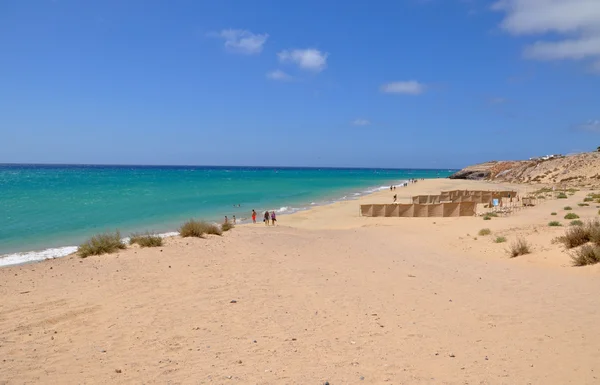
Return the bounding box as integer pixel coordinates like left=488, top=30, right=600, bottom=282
left=1, top=179, right=600, bottom=384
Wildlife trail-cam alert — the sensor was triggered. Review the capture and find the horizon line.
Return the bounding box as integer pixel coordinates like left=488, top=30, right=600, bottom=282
left=0, top=162, right=460, bottom=171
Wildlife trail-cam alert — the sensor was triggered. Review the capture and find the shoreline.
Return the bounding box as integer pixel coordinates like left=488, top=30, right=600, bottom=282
left=2, top=177, right=600, bottom=384
left=0, top=177, right=417, bottom=267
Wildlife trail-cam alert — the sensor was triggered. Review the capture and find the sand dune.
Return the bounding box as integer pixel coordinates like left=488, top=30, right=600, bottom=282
left=1, top=179, right=600, bottom=384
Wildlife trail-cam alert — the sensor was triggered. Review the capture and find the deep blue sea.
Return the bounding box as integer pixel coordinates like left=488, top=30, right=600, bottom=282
left=0, top=165, right=455, bottom=266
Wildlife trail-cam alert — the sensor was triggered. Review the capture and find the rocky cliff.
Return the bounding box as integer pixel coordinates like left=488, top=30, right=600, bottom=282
left=450, top=152, right=600, bottom=187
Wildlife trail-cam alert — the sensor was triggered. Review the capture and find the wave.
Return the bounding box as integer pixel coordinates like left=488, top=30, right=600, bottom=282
left=0, top=231, right=182, bottom=268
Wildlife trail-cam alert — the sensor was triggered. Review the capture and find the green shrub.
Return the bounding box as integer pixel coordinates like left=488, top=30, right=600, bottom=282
left=78, top=231, right=126, bottom=258
left=483, top=215, right=492, bottom=221
left=551, top=212, right=557, bottom=215
left=571, top=245, right=600, bottom=266
left=478, top=228, right=491, bottom=236
left=583, top=197, right=593, bottom=202
left=129, top=232, right=163, bottom=247
left=557, top=193, right=568, bottom=199
left=567, top=188, right=579, bottom=193
left=507, top=238, right=531, bottom=258
left=548, top=221, right=562, bottom=227
left=564, top=206, right=572, bottom=210
left=578, top=203, right=589, bottom=207
left=487, top=212, right=499, bottom=217
left=570, top=220, right=584, bottom=226
left=494, top=236, right=507, bottom=243
left=222, top=222, right=235, bottom=232
left=564, top=213, right=580, bottom=220
left=179, top=219, right=217, bottom=237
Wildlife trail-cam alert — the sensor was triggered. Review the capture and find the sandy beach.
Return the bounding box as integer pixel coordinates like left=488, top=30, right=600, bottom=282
left=1, top=178, right=600, bottom=384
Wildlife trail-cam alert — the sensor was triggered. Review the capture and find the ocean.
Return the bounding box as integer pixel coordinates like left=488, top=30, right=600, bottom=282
left=0, top=164, right=455, bottom=266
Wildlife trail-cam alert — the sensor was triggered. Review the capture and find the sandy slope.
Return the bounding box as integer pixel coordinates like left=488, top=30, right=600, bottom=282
left=1, top=179, right=600, bottom=384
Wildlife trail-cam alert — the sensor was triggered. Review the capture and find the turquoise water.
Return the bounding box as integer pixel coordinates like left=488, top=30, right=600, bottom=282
left=0, top=165, right=454, bottom=264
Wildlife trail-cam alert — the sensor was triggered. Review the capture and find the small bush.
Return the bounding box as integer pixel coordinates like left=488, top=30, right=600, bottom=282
left=507, top=238, right=531, bottom=258
left=571, top=245, right=600, bottom=266
left=564, top=213, right=580, bottom=220
left=494, top=236, right=507, bottom=243
left=583, top=197, right=593, bottom=202
left=567, top=188, right=579, bottom=193
left=551, top=212, right=557, bottom=215
left=556, top=225, right=590, bottom=249
left=557, top=193, right=568, bottom=199
left=478, top=228, right=491, bottom=236
left=578, top=203, right=589, bottom=207
left=129, top=232, right=163, bottom=247
left=222, top=222, right=235, bottom=232
left=78, top=231, right=126, bottom=258
left=203, top=222, right=223, bottom=236
left=548, top=221, right=562, bottom=227
left=487, top=212, right=499, bottom=217
left=570, top=220, right=584, bottom=226
left=564, top=206, right=572, bottom=210
left=483, top=215, right=492, bottom=221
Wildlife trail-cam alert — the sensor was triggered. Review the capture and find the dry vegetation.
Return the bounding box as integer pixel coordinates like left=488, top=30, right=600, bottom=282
left=564, top=213, right=580, bottom=220
left=478, top=228, right=491, bottom=236
left=179, top=220, right=223, bottom=238
left=507, top=238, right=531, bottom=258
left=548, top=221, right=562, bottom=227
left=78, top=231, right=126, bottom=258
left=494, top=236, right=507, bottom=243
left=129, top=232, right=163, bottom=248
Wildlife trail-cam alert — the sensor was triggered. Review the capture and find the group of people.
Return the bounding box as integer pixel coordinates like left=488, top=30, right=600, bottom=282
left=251, top=209, right=277, bottom=226
left=224, top=209, right=277, bottom=226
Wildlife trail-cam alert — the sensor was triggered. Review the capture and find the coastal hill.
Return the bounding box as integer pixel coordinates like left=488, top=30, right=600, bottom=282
left=450, top=151, right=600, bottom=187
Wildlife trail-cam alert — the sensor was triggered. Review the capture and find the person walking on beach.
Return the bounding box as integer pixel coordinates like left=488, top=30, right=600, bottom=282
left=224, top=216, right=228, bottom=224
left=232, top=215, right=236, bottom=225
left=271, top=211, right=277, bottom=226
left=393, top=194, right=397, bottom=203
left=264, top=211, right=270, bottom=226
left=252, top=210, right=257, bottom=224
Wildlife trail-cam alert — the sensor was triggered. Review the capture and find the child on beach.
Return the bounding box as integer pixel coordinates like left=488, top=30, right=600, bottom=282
left=271, top=211, right=276, bottom=226
left=233, top=215, right=236, bottom=224
left=264, top=211, right=270, bottom=226
left=252, top=210, right=257, bottom=224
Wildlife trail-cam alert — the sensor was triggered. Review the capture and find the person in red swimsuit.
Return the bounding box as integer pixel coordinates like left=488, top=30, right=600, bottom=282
left=252, top=209, right=257, bottom=224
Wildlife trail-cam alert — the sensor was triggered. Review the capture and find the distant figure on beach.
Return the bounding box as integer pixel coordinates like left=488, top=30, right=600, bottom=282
left=393, top=194, right=397, bottom=203
left=224, top=216, right=228, bottom=224
left=390, top=186, right=393, bottom=191
left=271, top=211, right=277, bottom=225
left=393, top=186, right=396, bottom=190
left=233, top=215, right=236, bottom=224
left=252, top=210, right=257, bottom=224
left=264, top=211, right=270, bottom=226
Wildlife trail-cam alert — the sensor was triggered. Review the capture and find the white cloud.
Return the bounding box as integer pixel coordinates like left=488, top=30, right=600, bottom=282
left=492, top=0, right=600, bottom=67
left=380, top=81, right=426, bottom=95
left=577, top=119, right=600, bottom=132
left=210, top=29, right=268, bottom=55
left=266, top=70, right=292, bottom=81
left=352, top=119, right=371, bottom=126
left=277, top=49, right=328, bottom=72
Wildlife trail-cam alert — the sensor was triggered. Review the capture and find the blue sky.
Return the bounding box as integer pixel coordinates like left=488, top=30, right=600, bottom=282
left=1, top=0, right=599, bottom=168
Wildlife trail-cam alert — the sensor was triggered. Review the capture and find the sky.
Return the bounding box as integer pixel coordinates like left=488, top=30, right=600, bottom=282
left=1, top=0, right=599, bottom=169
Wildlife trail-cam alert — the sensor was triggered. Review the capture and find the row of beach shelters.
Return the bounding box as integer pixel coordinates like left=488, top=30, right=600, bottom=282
left=361, top=189, right=519, bottom=218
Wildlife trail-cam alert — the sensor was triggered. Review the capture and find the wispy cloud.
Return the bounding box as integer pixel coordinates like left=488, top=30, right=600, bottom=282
left=266, top=70, right=292, bottom=81
left=352, top=119, right=371, bottom=126
left=209, top=29, right=269, bottom=55
left=380, top=81, right=426, bottom=95
left=492, top=0, right=600, bottom=72
left=278, top=49, right=328, bottom=72
left=575, top=119, right=600, bottom=132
